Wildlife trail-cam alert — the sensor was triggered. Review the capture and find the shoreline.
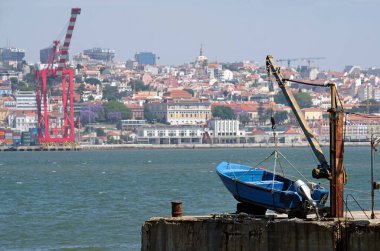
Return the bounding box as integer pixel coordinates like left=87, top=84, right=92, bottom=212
left=80, top=141, right=369, bottom=150
left=0, top=141, right=369, bottom=151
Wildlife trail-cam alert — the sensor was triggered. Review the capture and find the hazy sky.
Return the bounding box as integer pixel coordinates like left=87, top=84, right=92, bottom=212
left=1, top=0, right=379, bottom=70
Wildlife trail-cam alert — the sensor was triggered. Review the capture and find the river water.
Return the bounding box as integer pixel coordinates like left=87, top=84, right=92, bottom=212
left=0, top=147, right=379, bottom=250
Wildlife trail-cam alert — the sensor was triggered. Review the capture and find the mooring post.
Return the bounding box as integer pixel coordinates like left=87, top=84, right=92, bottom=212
left=171, top=201, right=183, bottom=217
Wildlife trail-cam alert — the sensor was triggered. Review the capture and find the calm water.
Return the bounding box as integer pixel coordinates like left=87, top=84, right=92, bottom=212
left=0, top=147, right=379, bottom=250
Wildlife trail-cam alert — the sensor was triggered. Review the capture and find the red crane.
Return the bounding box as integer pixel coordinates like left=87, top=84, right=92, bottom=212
left=35, top=8, right=81, bottom=145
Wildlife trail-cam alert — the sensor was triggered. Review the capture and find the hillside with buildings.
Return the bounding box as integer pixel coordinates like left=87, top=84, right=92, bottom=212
left=1, top=45, right=380, bottom=146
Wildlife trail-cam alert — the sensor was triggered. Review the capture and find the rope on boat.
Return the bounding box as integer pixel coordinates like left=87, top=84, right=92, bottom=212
left=235, top=151, right=276, bottom=179
left=276, top=150, right=310, bottom=182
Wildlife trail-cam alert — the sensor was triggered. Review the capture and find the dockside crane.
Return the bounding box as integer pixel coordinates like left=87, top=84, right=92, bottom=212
left=266, top=55, right=345, bottom=218
left=35, top=8, right=81, bottom=145
left=276, top=58, right=299, bottom=68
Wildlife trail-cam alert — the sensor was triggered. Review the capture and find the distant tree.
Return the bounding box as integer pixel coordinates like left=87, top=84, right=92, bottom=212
left=274, top=111, right=288, bottom=125
left=85, top=77, right=101, bottom=85
left=99, top=67, right=107, bottom=74
left=75, top=76, right=84, bottom=83
left=273, top=92, right=286, bottom=105
left=144, top=106, right=157, bottom=123
left=131, top=79, right=149, bottom=92
left=184, top=89, right=194, bottom=97
left=95, top=128, right=106, bottom=137
left=76, top=83, right=86, bottom=94
left=102, top=85, right=119, bottom=101
left=294, top=92, right=312, bottom=108
left=80, top=104, right=106, bottom=125
left=76, top=64, right=83, bottom=71
left=239, top=113, right=251, bottom=126
left=23, top=71, right=35, bottom=85
left=212, top=106, right=236, bottom=120
left=273, top=91, right=312, bottom=108
left=18, top=81, right=34, bottom=91
left=259, top=108, right=273, bottom=124
left=104, top=100, right=132, bottom=122
left=10, top=77, right=18, bottom=91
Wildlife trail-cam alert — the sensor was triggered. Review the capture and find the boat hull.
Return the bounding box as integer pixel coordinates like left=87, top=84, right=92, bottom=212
left=216, top=162, right=329, bottom=214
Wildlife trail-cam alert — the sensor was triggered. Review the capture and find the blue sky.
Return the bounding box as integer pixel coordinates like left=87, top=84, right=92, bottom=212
left=0, top=0, right=379, bottom=70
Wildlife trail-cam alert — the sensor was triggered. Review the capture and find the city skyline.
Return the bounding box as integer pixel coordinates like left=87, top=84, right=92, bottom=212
left=1, top=0, right=379, bottom=70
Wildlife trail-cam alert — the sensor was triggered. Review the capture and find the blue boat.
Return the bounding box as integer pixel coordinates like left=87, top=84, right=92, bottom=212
left=216, top=161, right=329, bottom=216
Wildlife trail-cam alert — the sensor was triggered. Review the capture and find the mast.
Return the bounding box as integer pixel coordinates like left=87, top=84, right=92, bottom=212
left=329, top=83, right=345, bottom=218
left=266, top=55, right=330, bottom=179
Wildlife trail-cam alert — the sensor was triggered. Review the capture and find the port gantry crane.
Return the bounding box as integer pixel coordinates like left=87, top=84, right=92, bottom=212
left=35, top=8, right=81, bottom=146
left=276, top=57, right=326, bottom=68
left=266, top=55, right=345, bottom=218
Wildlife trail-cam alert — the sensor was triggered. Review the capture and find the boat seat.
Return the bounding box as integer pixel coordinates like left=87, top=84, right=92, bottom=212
left=250, top=180, right=284, bottom=190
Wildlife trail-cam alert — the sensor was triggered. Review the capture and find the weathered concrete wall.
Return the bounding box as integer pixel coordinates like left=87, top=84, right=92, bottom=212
left=141, top=214, right=380, bottom=251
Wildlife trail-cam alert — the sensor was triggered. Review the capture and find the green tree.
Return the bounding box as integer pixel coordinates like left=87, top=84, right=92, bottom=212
left=18, top=81, right=34, bottom=91
left=76, top=83, right=86, bottom=94
left=294, top=92, right=312, bottom=108
left=274, top=111, right=288, bottom=124
left=95, top=128, right=106, bottom=137
left=273, top=91, right=312, bottom=108
left=131, top=79, right=149, bottom=92
left=184, top=89, right=194, bottom=97
left=102, top=85, right=119, bottom=101
left=212, top=106, right=236, bottom=119
left=104, top=101, right=132, bottom=121
left=144, top=106, right=157, bottom=123
left=239, top=113, right=250, bottom=126
left=10, top=77, right=18, bottom=91
left=86, top=77, right=101, bottom=85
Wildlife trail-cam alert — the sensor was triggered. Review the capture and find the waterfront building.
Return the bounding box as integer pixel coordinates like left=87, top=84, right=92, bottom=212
left=83, top=48, right=115, bottom=62
left=135, top=52, right=156, bottom=66
left=145, top=99, right=211, bottom=125
left=320, top=114, right=380, bottom=142
left=7, top=110, right=37, bottom=132
left=125, top=104, right=144, bottom=119
left=120, top=119, right=147, bottom=131
left=207, top=119, right=246, bottom=143
left=136, top=125, right=204, bottom=144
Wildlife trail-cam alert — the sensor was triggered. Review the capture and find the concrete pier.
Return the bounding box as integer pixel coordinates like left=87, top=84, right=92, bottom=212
left=142, top=211, right=380, bottom=251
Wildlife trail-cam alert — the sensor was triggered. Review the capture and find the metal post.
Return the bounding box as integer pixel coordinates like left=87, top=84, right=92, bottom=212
left=330, top=84, right=344, bottom=218
left=371, top=132, right=375, bottom=219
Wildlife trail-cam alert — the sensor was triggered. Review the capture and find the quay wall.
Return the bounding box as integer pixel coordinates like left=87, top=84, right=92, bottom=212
left=141, top=214, right=380, bottom=251
left=0, top=142, right=368, bottom=151
left=81, top=141, right=368, bottom=151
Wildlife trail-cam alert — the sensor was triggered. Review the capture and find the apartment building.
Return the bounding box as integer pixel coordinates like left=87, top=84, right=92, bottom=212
left=145, top=100, right=211, bottom=125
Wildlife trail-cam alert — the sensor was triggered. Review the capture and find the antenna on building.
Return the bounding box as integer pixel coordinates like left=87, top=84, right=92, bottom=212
left=200, top=43, right=203, bottom=57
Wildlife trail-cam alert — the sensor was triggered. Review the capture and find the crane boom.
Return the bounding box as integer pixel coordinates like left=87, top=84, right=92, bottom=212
left=56, top=8, right=81, bottom=76
left=266, top=55, right=330, bottom=179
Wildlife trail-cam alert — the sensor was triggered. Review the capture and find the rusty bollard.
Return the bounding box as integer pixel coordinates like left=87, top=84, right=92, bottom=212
left=171, top=201, right=183, bottom=217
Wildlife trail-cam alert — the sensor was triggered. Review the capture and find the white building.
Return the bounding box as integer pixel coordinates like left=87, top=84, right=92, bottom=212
left=207, top=119, right=246, bottom=143
left=145, top=101, right=211, bottom=125
left=8, top=111, right=37, bottom=131
left=15, top=91, right=37, bottom=111
left=136, top=125, right=204, bottom=144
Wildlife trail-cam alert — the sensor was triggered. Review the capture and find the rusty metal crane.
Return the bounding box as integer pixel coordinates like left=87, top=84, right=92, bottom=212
left=266, top=55, right=345, bottom=218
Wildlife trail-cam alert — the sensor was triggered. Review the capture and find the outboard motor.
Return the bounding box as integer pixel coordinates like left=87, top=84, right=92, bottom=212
left=294, top=180, right=319, bottom=218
